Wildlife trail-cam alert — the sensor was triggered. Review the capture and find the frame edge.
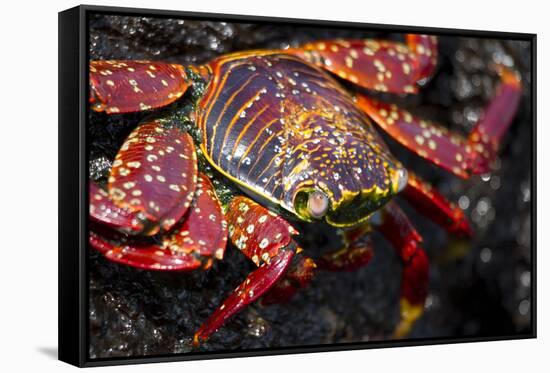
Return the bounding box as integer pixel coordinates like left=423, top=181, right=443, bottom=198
left=58, top=5, right=85, bottom=367
left=64, top=5, right=537, bottom=367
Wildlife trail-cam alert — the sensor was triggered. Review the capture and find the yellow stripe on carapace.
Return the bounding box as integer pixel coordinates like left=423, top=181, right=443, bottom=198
left=237, top=118, right=279, bottom=174
left=208, top=73, right=260, bottom=156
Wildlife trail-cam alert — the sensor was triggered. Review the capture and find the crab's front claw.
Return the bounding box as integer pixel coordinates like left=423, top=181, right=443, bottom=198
left=90, top=182, right=145, bottom=234
left=90, top=230, right=202, bottom=271
left=107, top=120, right=198, bottom=235
left=194, top=196, right=301, bottom=345
left=90, top=173, right=228, bottom=271
left=291, top=34, right=438, bottom=94
left=90, top=60, right=191, bottom=114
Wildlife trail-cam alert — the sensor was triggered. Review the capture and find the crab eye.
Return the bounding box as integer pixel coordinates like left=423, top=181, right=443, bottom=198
left=307, top=190, right=329, bottom=218
left=394, top=168, right=409, bottom=193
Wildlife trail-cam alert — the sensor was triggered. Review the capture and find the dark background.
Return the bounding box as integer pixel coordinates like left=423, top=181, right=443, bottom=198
left=87, top=14, right=533, bottom=358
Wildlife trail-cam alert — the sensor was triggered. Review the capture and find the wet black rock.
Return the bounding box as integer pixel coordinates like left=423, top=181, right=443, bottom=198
left=88, top=14, right=533, bottom=359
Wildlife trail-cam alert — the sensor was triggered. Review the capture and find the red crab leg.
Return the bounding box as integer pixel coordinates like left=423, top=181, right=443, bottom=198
left=377, top=201, right=428, bottom=338
left=261, top=226, right=375, bottom=304
left=194, top=196, right=301, bottom=345
left=406, top=34, right=438, bottom=82
left=107, top=120, right=198, bottom=235
left=262, top=225, right=374, bottom=306
left=467, top=65, right=523, bottom=172
left=90, top=173, right=227, bottom=271
left=225, top=196, right=300, bottom=265
left=317, top=225, right=374, bottom=272
left=260, top=254, right=316, bottom=305
left=90, top=60, right=191, bottom=114
left=290, top=34, right=438, bottom=94
left=402, top=171, right=472, bottom=237
left=356, top=65, right=521, bottom=178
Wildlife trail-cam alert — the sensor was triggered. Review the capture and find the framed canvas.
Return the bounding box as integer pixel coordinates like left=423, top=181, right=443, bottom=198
left=58, top=4, right=536, bottom=367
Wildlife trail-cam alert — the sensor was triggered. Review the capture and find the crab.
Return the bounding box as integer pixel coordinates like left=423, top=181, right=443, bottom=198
left=88, top=33, right=521, bottom=346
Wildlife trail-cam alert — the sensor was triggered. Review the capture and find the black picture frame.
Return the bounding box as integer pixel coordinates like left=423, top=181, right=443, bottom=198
left=58, top=4, right=537, bottom=367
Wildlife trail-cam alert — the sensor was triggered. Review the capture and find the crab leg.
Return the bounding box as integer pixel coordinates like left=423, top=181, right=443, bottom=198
left=261, top=227, right=375, bottom=305
left=356, top=65, right=521, bottom=178
left=260, top=254, right=316, bottom=306
left=90, top=173, right=227, bottom=271
left=194, top=196, right=301, bottom=345
left=291, top=34, right=438, bottom=94
left=402, top=171, right=472, bottom=237
left=377, top=201, right=428, bottom=338
left=316, top=225, right=374, bottom=272
left=90, top=60, right=191, bottom=114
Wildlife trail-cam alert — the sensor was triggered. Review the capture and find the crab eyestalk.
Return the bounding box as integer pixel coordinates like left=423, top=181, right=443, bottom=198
left=308, top=190, right=330, bottom=218
left=293, top=188, right=330, bottom=221
left=392, top=167, right=409, bottom=194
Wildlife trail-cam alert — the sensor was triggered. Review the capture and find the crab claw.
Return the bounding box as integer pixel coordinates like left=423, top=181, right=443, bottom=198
left=90, top=60, right=191, bottom=114
left=90, top=182, right=145, bottom=234
left=90, top=173, right=228, bottom=271
left=90, top=231, right=203, bottom=271
left=107, top=120, right=198, bottom=235
left=162, top=174, right=228, bottom=264
left=292, top=35, right=438, bottom=94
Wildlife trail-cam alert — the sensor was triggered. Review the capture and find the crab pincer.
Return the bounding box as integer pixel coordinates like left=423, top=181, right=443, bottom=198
left=107, top=120, right=198, bottom=234
left=90, top=173, right=227, bottom=271
left=89, top=115, right=228, bottom=270
left=90, top=182, right=145, bottom=234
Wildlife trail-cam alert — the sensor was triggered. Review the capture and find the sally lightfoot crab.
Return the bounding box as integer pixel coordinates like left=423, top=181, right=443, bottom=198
left=88, top=34, right=521, bottom=345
